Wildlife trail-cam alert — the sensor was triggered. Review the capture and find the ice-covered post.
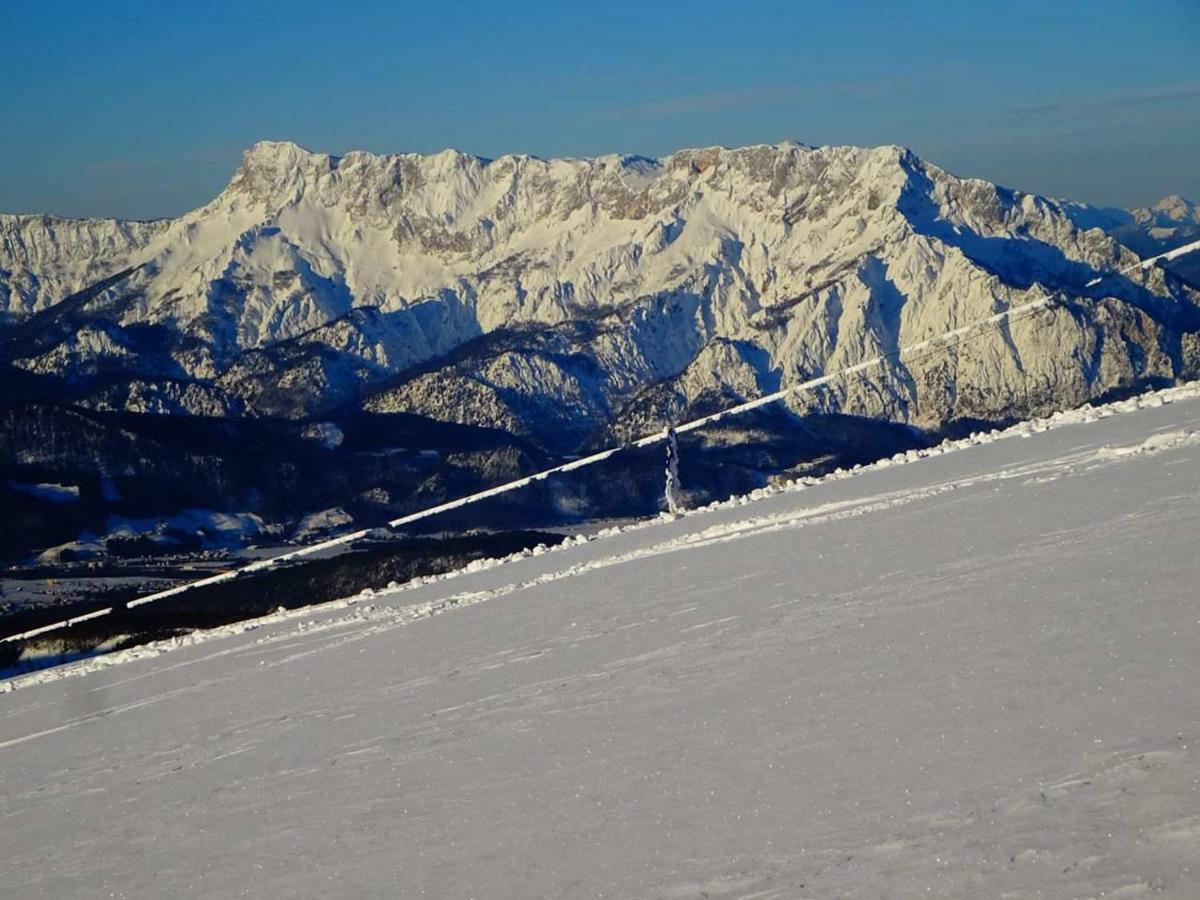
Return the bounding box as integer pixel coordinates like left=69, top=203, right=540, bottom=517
left=664, top=426, right=682, bottom=515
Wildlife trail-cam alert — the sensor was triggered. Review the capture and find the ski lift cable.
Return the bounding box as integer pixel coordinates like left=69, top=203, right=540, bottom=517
left=3, top=239, right=1197, bottom=644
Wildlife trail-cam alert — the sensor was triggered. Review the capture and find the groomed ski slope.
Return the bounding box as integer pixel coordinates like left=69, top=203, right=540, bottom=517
left=3, top=385, right=1200, bottom=898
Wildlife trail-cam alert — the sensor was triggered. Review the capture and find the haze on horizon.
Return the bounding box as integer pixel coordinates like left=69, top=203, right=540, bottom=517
left=3, top=0, right=1198, bottom=221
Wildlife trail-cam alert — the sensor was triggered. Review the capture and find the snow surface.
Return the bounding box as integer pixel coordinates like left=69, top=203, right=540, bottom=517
left=3, top=386, right=1200, bottom=897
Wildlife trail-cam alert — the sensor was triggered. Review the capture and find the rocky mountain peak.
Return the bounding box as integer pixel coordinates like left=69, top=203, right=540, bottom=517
left=1, top=138, right=1197, bottom=445
left=1148, top=194, right=1198, bottom=224
left=222, top=140, right=338, bottom=207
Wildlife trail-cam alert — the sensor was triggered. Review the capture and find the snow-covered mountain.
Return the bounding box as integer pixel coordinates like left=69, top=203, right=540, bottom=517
left=1060, top=194, right=1200, bottom=269
left=2, top=140, right=1200, bottom=562
left=3, top=140, right=1199, bottom=434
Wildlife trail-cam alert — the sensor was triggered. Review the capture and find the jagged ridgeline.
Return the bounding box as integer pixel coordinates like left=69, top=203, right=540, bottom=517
left=2, top=141, right=1199, bottom=561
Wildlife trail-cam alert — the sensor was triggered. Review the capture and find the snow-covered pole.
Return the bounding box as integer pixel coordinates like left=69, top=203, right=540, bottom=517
left=664, top=427, right=683, bottom=515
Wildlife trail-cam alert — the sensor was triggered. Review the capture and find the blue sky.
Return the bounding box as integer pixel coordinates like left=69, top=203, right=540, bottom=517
left=3, top=0, right=1198, bottom=219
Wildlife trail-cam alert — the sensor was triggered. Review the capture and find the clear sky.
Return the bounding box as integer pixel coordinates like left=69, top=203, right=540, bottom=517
left=3, top=0, right=1198, bottom=220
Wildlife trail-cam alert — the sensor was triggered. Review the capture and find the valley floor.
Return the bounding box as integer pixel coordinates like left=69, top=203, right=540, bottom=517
left=2, top=388, right=1200, bottom=897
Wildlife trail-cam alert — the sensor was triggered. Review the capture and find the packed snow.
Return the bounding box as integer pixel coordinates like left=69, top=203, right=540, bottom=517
left=2, top=382, right=1200, bottom=897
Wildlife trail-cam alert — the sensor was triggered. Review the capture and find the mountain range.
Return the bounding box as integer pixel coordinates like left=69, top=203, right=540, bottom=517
left=2, top=140, right=1199, bottom=563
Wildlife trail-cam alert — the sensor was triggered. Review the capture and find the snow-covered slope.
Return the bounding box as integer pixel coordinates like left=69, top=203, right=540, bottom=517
left=3, top=141, right=1199, bottom=433
left=3, top=382, right=1199, bottom=897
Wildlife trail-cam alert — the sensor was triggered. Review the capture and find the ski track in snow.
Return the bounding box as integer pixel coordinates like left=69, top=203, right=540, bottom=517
left=2, top=382, right=1200, bottom=898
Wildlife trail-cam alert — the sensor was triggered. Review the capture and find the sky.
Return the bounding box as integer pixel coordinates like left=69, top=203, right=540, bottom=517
left=2, top=0, right=1198, bottom=220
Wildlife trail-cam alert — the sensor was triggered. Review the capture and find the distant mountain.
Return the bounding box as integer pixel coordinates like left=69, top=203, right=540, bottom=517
left=1135, top=194, right=1200, bottom=226
left=2, top=141, right=1199, bottom=563
left=1059, top=194, right=1200, bottom=279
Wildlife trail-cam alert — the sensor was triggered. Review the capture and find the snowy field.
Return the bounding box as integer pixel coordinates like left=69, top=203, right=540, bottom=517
left=3, top=387, right=1200, bottom=898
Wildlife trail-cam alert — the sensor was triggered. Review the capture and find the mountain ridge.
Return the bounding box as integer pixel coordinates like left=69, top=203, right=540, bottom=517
left=3, top=138, right=1198, bottom=436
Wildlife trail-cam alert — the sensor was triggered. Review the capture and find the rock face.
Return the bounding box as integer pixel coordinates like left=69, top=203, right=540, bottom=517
left=1, top=140, right=1199, bottom=560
